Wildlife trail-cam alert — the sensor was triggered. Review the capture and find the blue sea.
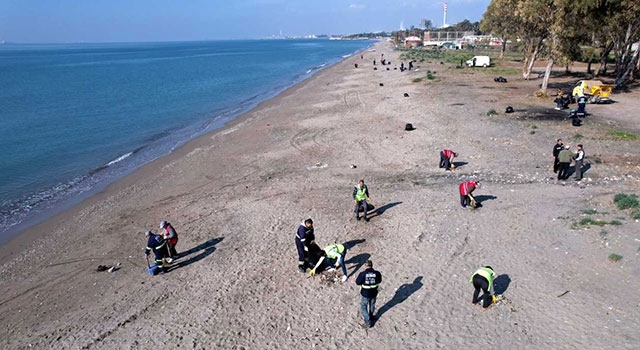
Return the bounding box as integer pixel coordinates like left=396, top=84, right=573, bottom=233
left=0, top=39, right=373, bottom=242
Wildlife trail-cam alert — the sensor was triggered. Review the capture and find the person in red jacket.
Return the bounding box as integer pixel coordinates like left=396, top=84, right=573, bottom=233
left=459, top=181, right=481, bottom=208
left=160, top=221, right=179, bottom=258
left=439, top=149, right=459, bottom=171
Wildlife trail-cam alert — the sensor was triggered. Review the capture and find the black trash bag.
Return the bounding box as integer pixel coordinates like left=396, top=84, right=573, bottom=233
left=404, top=93, right=410, bottom=97
left=505, top=106, right=514, bottom=113
left=405, top=123, right=415, bottom=131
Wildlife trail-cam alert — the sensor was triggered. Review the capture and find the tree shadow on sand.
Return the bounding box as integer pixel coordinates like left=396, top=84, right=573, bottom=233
left=167, top=237, right=224, bottom=272
left=375, top=276, right=423, bottom=324
left=367, top=201, right=402, bottom=219
left=494, top=274, right=511, bottom=294
left=345, top=253, right=370, bottom=278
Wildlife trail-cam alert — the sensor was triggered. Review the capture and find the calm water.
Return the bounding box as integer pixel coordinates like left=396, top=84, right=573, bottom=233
left=0, top=39, right=372, bottom=241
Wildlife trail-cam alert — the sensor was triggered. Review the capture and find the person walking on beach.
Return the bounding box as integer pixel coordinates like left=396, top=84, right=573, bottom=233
left=355, top=260, right=382, bottom=328
left=439, top=149, right=459, bottom=171
left=144, top=231, right=168, bottom=275
left=160, top=221, right=179, bottom=258
left=574, top=144, right=585, bottom=181
left=309, top=243, right=349, bottom=282
left=557, top=145, right=573, bottom=180
left=459, top=180, right=481, bottom=209
left=353, top=180, right=371, bottom=222
left=552, top=139, right=564, bottom=173
left=470, top=266, right=496, bottom=310
left=295, top=219, right=315, bottom=272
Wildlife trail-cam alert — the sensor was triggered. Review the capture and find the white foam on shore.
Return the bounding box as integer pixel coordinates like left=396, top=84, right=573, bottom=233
left=106, top=152, right=133, bottom=167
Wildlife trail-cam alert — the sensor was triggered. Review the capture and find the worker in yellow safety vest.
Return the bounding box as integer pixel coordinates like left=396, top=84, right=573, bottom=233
left=309, top=243, right=349, bottom=282
left=353, top=180, right=371, bottom=222
left=469, top=266, right=496, bottom=309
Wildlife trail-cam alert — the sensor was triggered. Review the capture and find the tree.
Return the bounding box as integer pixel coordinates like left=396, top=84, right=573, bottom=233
left=480, top=0, right=519, bottom=59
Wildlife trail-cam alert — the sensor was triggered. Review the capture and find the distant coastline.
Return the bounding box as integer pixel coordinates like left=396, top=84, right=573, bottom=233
left=0, top=39, right=374, bottom=245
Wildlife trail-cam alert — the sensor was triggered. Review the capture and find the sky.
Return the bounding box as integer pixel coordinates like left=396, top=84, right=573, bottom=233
left=0, top=0, right=491, bottom=43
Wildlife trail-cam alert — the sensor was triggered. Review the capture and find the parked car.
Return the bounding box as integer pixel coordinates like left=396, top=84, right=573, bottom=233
left=466, top=56, right=490, bottom=67
left=440, top=42, right=458, bottom=50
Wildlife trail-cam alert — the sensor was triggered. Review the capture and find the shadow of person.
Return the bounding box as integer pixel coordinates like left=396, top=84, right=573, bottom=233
left=582, top=163, right=591, bottom=175
left=167, top=237, right=224, bottom=272
left=368, top=201, right=402, bottom=219
left=375, top=276, right=423, bottom=323
left=475, top=195, right=497, bottom=205
left=453, top=161, right=468, bottom=168
left=343, top=239, right=366, bottom=250
left=345, top=253, right=370, bottom=278
left=494, top=274, right=511, bottom=294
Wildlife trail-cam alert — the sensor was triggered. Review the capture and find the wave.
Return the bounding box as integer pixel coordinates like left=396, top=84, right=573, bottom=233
left=105, top=152, right=133, bottom=167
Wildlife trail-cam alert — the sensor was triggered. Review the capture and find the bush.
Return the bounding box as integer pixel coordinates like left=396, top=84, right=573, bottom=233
left=427, top=73, right=435, bottom=80
left=579, top=217, right=606, bottom=226
left=486, top=109, right=497, bottom=117
left=609, top=220, right=622, bottom=225
left=582, top=208, right=598, bottom=215
left=412, top=77, right=423, bottom=83
left=608, top=130, right=637, bottom=140
left=632, top=210, right=640, bottom=220
left=608, top=253, right=623, bottom=263
left=613, top=193, right=640, bottom=210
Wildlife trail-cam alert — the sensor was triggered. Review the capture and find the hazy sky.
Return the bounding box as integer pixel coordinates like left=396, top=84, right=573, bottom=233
left=0, top=0, right=491, bottom=43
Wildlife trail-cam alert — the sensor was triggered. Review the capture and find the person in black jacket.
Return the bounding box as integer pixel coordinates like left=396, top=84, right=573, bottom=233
left=355, top=260, right=382, bottom=328
left=144, top=231, right=168, bottom=275
left=552, top=139, right=564, bottom=173
left=295, top=219, right=315, bottom=272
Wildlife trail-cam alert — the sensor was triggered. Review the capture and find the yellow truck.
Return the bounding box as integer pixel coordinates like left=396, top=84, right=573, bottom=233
left=572, top=80, right=614, bottom=103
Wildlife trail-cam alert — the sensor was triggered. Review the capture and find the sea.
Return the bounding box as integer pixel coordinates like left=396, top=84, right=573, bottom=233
left=0, top=39, right=373, bottom=243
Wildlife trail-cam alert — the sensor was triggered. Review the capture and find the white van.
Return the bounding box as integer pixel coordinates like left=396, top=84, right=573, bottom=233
left=466, top=56, right=491, bottom=67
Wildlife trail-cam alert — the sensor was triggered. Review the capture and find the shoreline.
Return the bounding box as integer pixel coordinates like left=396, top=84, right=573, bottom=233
left=2, top=40, right=639, bottom=349
left=0, top=40, right=375, bottom=247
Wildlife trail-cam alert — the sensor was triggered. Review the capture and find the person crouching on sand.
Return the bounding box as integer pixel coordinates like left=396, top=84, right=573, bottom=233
left=439, top=149, right=459, bottom=171
left=459, top=180, right=481, bottom=209
left=470, top=266, right=496, bottom=310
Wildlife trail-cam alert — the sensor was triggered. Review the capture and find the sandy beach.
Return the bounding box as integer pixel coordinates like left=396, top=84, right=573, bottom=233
left=1, top=41, right=640, bottom=349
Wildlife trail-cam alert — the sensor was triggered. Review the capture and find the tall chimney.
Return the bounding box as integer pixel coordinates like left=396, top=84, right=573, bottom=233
left=443, top=2, right=447, bottom=28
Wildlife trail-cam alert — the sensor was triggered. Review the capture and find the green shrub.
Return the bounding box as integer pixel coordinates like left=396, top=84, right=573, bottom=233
left=486, top=109, right=497, bottom=117
left=579, top=217, right=606, bottom=226
left=573, top=133, right=583, bottom=140
left=632, top=210, right=640, bottom=220
left=613, top=193, right=640, bottom=210
left=412, top=77, right=423, bottom=83
left=530, top=130, right=536, bottom=135
left=582, top=208, right=598, bottom=215
left=427, top=73, right=435, bottom=80
left=608, top=130, right=637, bottom=140
left=609, top=220, right=622, bottom=226
left=608, top=253, right=623, bottom=262
left=599, top=230, right=608, bottom=237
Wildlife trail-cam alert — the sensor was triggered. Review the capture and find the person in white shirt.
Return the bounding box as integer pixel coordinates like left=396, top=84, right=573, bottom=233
left=574, top=144, right=585, bottom=181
